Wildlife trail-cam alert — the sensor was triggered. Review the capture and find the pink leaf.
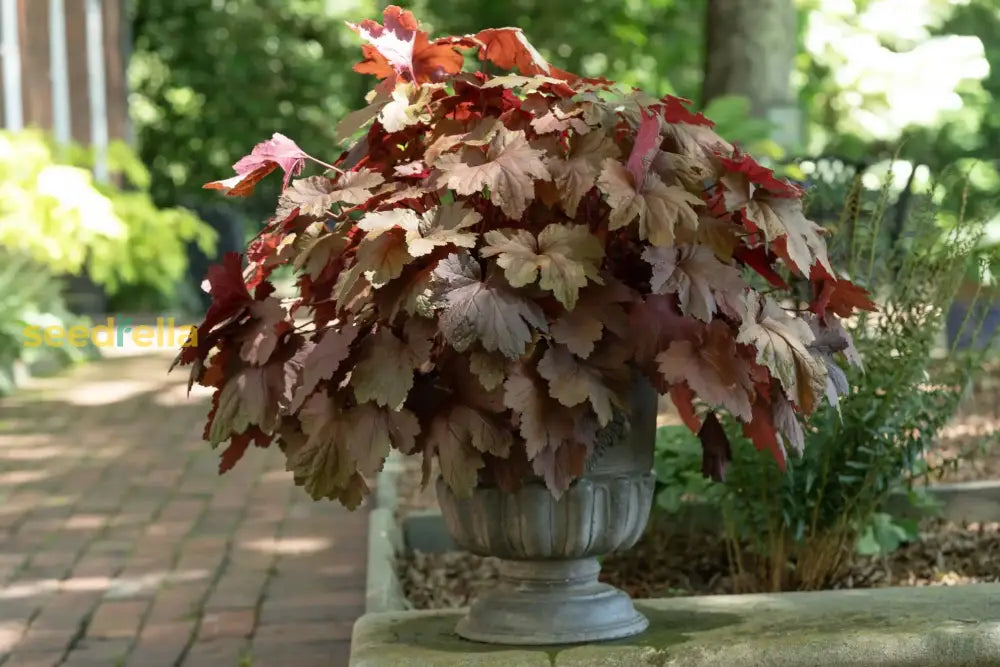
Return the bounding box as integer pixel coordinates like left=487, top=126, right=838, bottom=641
left=206, top=133, right=309, bottom=196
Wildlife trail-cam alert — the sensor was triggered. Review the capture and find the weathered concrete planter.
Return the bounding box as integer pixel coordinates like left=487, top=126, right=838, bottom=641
left=435, top=379, right=658, bottom=645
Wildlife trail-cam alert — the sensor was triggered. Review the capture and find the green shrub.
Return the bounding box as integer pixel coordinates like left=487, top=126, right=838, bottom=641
left=653, top=171, right=1000, bottom=591
left=0, top=129, right=216, bottom=306
left=0, top=252, right=95, bottom=395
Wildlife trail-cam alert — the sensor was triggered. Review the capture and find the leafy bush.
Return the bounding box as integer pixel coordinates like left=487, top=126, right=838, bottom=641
left=0, top=252, right=94, bottom=395
left=0, top=129, right=216, bottom=305
left=653, top=172, right=1000, bottom=591
left=179, top=7, right=872, bottom=510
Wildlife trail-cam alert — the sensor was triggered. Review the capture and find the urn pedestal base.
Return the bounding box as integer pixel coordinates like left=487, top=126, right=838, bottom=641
left=455, top=558, right=648, bottom=645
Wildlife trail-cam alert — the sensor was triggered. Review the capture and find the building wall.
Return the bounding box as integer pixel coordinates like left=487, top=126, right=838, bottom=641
left=0, top=0, right=129, bottom=149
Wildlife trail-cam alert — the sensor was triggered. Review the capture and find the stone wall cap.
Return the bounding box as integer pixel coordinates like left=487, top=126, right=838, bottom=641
left=350, top=583, right=1000, bottom=666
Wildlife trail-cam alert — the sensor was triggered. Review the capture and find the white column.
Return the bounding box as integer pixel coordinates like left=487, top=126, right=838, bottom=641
left=85, top=0, right=108, bottom=181
left=1, top=0, right=22, bottom=131
left=49, top=0, right=70, bottom=144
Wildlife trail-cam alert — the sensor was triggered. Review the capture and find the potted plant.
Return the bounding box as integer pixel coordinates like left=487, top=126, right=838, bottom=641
left=177, top=6, right=872, bottom=645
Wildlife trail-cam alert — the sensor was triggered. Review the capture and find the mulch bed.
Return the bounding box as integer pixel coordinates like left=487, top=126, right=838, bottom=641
left=395, top=375, right=1000, bottom=609
left=399, top=518, right=1000, bottom=609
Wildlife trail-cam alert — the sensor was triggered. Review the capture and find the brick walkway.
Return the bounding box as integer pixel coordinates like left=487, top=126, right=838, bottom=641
left=0, top=351, right=368, bottom=667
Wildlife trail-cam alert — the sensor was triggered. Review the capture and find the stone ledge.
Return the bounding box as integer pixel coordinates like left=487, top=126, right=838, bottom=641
left=350, top=583, right=1000, bottom=666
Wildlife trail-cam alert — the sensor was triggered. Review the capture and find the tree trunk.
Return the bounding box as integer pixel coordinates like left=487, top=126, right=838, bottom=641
left=702, top=0, right=799, bottom=146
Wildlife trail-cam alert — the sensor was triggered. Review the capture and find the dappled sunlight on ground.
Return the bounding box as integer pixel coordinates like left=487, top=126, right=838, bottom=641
left=0, top=351, right=368, bottom=665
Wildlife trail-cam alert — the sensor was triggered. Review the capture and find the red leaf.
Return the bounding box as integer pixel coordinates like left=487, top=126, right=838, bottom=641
left=219, top=435, right=249, bottom=474
left=742, top=399, right=787, bottom=472
left=812, top=278, right=877, bottom=318
left=205, top=133, right=309, bottom=196
left=669, top=383, right=701, bottom=433
left=720, top=152, right=801, bottom=198
left=219, top=426, right=273, bottom=474
left=474, top=28, right=553, bottom=77
left=349, top=6, right=465, bottom=84
left=627, top=294, right=703, bottom=366
left=626, top=109, right=660, bottom=189
left=660, top=95, right=713, bottom=127
left=733, top=246, right=789, bottom=290
left=176, top=253, right=252, bottom=365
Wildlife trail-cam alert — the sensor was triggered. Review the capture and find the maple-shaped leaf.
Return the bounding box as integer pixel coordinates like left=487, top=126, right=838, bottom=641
left=428, top=413, right=484, bottom=497
left=356, top=228, right=413, bottom=287
left=482, top=224, right=604, bottom=309
left=550, top=280, right=634, bottom=358
left=279, top=169, right=385, bottom=217
left=698, top=412, right=732, bottom=482
left=287, top=323, right=360, bottom=412
left=642, top=245, right=745, bottom=323
left=547, top=131, right=620, bottom=217
left=344, top=402, right=420, bottom=475
left=628, top=293, right=703, bottom=366
left=436, top=125, right=550, bottom=219
left=407, top=202, right=480, bottom=257
left=521, top=94, right=589, bottom=134
left=357, top=208, right=420, bottom=238
left=473, top=28, right=553, bottom=77
left=504, top=364, right=576, bottom=459
left=208, top=367, right=278, bottom=445
left=598, top=159, right=703, bottom=247
left=449, top=404, right=512, bottom=457
left=744, top=196, right=832, bottom=276
left=205, top=133, right=309, bottom=196
left=656, top=320, right=753, bottom=421
left=289, top=394, right=357, bottom=500
left=429, top=251, right=548, bottom=359
left=348, top=5, right=465, bottom=84
left=812, top=278, right=876, bottom=319
left=532, top=441, right=588, bottom=498
left=537, top=344, right=625, bottom=426
left=737, top=295, right=827, bottom=413
left=239, top=297, right=287, bottom=365
left=292, top=227, right=350, bottom=281
left=687, top=215, right=741, bottom=261
left=352, top=327, right=427, bottom=409
left=469, top=350, right=507, bottom=390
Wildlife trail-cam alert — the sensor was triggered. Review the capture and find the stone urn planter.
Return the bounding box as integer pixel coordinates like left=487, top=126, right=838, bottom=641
left=436, top=380, right=658, bottom=645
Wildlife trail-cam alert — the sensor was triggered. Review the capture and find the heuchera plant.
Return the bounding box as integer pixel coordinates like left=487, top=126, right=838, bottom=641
left=176, top=7, right=875, bottom=508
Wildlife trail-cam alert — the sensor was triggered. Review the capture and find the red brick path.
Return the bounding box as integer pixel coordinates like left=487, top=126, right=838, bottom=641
left=0, top=352, right=368, bottom=666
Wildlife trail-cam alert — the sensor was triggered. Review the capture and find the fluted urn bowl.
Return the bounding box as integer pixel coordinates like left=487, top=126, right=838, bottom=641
left=436, top=379, right=658, bottom=645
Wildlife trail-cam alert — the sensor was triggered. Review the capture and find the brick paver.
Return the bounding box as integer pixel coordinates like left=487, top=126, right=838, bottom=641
left=0, top=351, right=369, bottom=666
